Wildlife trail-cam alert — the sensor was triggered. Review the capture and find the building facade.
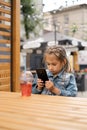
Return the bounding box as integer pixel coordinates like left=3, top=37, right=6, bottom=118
left=43, top=4, right=87, bottom=41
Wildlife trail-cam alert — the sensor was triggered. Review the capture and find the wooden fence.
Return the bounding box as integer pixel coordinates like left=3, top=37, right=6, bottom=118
left=0, top=0, right=20, bottom=92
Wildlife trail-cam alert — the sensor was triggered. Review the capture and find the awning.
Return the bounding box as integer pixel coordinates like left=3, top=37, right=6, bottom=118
left=23, top=38, right=44, bottom=49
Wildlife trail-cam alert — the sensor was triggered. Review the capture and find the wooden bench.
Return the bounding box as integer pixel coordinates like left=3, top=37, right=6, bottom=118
left=0, top=0, right=20, bottom=92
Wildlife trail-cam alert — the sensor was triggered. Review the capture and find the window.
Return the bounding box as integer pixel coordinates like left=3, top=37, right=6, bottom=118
left=64, top=29, right=69, bottom=35
left=64, top=14, right=69, bottom=24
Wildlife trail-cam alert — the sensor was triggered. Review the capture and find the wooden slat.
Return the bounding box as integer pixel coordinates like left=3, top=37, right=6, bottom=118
left=0, top=70, right=10, bottom=78
left=0, top=31, right=11, bottom=37
left=0, top=47, right=10, bottom=52
left=0, top=70, right=10, bottom=91
left=0, top=55, right=10, bottom=59
left=0, top=24, right=11, bottom=30
left=0, top=85, right=10, bottom=91
left=0, top=63, right=10, bottom=70
left=0, top=78, right=10, bottom=91
left=0, top=39, right=10, bottom=44
left=0, top=76, right=10, bottom=80
left=0, top=1, right=11, bottom=7
left=0, top=16, right=11, bottom=22
left=0, top=8, right=11, bottom=15
left=0, top=75, right=10, bottom=79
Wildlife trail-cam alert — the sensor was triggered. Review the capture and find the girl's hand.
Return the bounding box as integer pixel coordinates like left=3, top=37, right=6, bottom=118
left=45, top=80, right=61, bottom=95
left=37, top=78, right=44, bottom=90
left=45, top=80, right=54, bottom=91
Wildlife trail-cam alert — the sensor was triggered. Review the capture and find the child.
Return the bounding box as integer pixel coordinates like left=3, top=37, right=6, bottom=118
left=32, top=45, right=78, bottom=96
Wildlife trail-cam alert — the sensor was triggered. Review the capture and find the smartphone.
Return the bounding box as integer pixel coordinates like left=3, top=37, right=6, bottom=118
left=36, top=68, right=49, bottom=82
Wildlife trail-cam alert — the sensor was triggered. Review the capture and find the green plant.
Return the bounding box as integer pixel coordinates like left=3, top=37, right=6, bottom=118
left=21, top=0, right=43, bottom=39
left=71, top=23, right=78, bottom=36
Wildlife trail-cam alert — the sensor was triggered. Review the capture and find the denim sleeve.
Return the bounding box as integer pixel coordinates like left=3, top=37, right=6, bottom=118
left=60, top=74, right=78, bottom=97
left=32, top=74, right=42, bottom=94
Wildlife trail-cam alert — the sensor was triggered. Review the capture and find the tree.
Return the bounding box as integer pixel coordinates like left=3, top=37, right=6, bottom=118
left=21, top=0, right=43, bottom=39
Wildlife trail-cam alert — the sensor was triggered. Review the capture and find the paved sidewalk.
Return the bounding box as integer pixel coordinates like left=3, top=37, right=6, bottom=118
left=77, top=91, right=87, bottom=98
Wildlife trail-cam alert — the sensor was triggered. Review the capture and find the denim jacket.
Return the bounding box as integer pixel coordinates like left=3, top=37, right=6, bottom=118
left=32, top=69, right=78, bottom=97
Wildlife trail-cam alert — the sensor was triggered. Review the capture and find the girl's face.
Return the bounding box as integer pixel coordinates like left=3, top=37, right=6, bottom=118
left=45, top=54, right=64, bottom=75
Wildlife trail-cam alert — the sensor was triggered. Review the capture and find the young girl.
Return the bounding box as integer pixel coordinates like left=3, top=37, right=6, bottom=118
left=32, top=45, right=78, bottom=96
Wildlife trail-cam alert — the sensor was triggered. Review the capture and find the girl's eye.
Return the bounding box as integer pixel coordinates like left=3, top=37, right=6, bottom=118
left=47, top=63, right=56, bottom=66
left=52, top=64, right=57, bottom=66
left=46, top=63, right=50, bottom=66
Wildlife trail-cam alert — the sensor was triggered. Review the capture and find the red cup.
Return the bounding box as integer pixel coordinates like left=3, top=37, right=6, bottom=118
left=20, top=82, right=32, bottom=96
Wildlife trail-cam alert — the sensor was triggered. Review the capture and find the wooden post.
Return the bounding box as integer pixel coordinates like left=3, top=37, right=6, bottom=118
left=11, top=0, right=20, bottom=92
left=73, top=52, right=80, bottom=72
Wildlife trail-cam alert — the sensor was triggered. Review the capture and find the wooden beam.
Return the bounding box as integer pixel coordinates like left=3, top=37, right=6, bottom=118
left=0, top=1, right=11, bottom=7
left=0, top=55, right=10, bottom=60
left=0, top=24, right=11, bottom=30
left=11, top=0, right=20, bottom=92
left=0, top=39, right=10, bottom=44
left=0, top=16, right=11, bottom=22
left=0, top=8, right=11, bottom=15
left=0, top=31, right=11, bottom=37
left=0, top=63, right=10, bottom=70
left=0, top=47, right=10, bottom=52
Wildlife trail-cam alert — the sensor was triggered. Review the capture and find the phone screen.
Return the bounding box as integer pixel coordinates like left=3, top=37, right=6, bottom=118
left=36, top=69, right=48, bottom=82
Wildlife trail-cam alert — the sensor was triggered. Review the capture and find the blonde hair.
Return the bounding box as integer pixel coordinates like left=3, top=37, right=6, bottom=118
left=44, top=45, right=71, bottom=72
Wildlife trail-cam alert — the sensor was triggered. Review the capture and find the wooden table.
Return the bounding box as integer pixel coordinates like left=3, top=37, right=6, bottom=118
left=0, top=92, right=87, bottom=130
